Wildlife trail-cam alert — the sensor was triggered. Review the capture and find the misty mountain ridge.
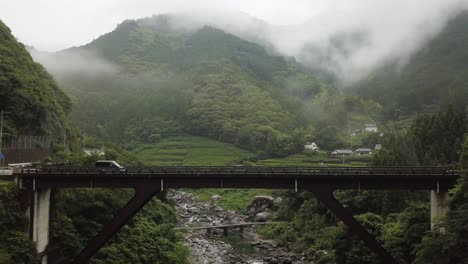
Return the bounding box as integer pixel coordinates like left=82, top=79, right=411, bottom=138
left=29, top=10, right=468, bottom=152
left=349, top=10, right=468, bottom=119
left=35, top=7, right=468, bottom=84
left=33, top=15, right=330, bottom=155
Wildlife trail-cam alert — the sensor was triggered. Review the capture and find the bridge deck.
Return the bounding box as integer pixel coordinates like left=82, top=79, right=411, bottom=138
left=16, top=166, right=458, bottom=191
left=17, top=166, right=458, bottom=264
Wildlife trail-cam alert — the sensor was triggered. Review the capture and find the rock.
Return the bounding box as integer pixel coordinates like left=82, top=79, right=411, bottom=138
left=247, top=196, right=275, bottom=216
left=255, top=212, right=271, bottom=222
left=171, top=190, right=303, bottom=263
left=211, top=194, right=222, bottom=200
left=213, top=205, right=223, bottom=212
left=273, top=197, right=283, bottom=207
left=314, top=249, right=328, bottom=258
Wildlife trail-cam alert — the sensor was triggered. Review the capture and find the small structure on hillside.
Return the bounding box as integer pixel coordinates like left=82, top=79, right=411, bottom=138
left=363, top=124, right=378, bottom=133
left=83, top=148, right=105, bottom=156
left=330, top=149, right=353, bottom=157
left=374, top=144, right=382, bottom=151
left=304, top=142, right=319, bottom=151
left=355, top=148, right=373, bottom=155
left=351, top=129, right=361, bottom=136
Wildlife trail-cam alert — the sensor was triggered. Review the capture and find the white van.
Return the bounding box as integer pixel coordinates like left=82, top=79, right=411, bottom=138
left=0, top=167, right=13, bottom=176
left=94, top=160, right=125, bottom=172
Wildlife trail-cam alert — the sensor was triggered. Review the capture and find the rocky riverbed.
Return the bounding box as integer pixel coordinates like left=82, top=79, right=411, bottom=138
left=169, top=190, right=308, bottom=264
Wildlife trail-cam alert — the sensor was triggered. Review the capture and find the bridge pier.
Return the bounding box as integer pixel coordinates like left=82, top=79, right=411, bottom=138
left=309, top=186, right=398, bottom=264
left=27, top=188, right=52, bottom=264
left=430, top=190, right=449, bottom=230
left=71, top=185, right=161, bottom=264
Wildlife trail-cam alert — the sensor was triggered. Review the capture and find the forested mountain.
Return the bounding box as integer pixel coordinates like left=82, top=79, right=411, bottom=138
left=0, top=20, right=75, bottom=145
left=33, top=15, right=335, bottom=156
left=0, top=19, right=79, bottom=263
left=349, top=11, right=468, bottom=119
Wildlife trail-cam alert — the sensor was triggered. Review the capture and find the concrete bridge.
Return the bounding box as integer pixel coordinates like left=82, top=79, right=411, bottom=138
left=13, top=166, right=458, bottom=264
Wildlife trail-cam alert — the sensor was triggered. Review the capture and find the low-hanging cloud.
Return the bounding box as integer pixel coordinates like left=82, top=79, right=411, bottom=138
left=15, top=0, right=468, bottom=85
left=271, top=0, right=468, bottom=85
left=155, top=0, right=468, bottom=85
left=29, top=49, right=120, bottom=78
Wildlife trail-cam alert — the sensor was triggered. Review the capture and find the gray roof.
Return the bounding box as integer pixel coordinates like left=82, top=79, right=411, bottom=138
left=331, top=149, right=353, bottom=154
left=355, top=148, right=372, bottom=152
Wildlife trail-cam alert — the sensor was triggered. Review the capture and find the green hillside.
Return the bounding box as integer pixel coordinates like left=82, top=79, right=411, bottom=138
left=47, top=15, right=333, bottom=156
left=0, top=20, right=76, bottom=147
left=349, top=11, right=468, bottom=119
left=0, top=19, right=80, bottom=263
left=134, top=136, right=252, bottom=166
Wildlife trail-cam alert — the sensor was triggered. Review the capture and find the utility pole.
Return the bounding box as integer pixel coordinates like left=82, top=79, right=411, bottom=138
left=348, top=118, right=352, bottom=150
left=57, top=121, right=67, bottom=153
left=0, top=110, right=11, bottom=166
left=82, top=121, right=86, bottom=149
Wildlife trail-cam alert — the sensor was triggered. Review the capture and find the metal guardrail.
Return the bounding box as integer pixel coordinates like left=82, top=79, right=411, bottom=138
left=18, top=166, right=457, bottom=176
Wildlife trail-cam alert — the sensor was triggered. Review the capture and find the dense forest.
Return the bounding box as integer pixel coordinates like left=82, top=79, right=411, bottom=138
left=35, top=15, right=383, bottom=157
left=260, top=108, right=467, bottom=264
left=0, top=20, right=77, bottom=147
left=0, top=19, right=189, bottom=263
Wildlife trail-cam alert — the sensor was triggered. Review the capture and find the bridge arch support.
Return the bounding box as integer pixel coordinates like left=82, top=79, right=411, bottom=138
left=17, top=166, right=457, bottom=264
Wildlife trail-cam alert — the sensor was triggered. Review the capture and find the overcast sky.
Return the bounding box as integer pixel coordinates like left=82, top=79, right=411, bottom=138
left=0, top=0, right=425, bottom=51
left=0, top=0, right=335, bottom=51
left=3, top=0, right=468, bottom=83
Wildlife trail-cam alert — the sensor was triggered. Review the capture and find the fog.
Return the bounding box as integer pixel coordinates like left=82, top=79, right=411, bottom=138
left=30, top=49, right=120, bottom=78
left=8, top=0, right=468, bottom=84
left=158, top=0, right=468, bottom=84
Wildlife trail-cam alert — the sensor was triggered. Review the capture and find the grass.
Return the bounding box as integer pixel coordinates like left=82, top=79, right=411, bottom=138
left=134, top=136, right=272, bottom=210
left=257, top=151, right=372, bottom=167
left=133, top=136, right=253, bottom=166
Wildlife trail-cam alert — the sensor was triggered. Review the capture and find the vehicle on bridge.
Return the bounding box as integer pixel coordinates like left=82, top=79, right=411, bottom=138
left=0, top=166, right=13, bottom=175
left=95, top=160, right=125, bottom=172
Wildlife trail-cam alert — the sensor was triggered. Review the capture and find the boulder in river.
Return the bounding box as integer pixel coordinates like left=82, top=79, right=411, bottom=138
left=247, top=196, right=275, bottom=215
left=211, top=194, right=222, bottom=201
left=255, top=212, right=271, bottom=222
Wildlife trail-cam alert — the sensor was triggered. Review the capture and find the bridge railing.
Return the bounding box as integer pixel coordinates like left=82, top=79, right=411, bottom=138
left=18, top=166, right=457, bottom=177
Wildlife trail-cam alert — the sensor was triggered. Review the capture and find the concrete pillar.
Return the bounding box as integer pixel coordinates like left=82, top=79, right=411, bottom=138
left=31, top=188, right=51, bottom=264
left=430, top=190, right=449, bottom=230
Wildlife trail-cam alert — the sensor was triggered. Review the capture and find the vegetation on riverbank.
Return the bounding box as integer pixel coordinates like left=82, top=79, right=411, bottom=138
left=258, top=108, right=468, bottom=264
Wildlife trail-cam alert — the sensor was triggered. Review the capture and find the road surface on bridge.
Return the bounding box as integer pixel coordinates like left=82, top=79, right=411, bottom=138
left=16, top=166, right=458, bottom=191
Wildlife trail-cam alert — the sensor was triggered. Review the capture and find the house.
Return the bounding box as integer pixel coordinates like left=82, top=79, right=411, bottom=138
left=363, top=124, right=378, bottom=133
left=355, top=148, right=373, bottom=155
left=351, top=129, right=361, bottom=136
left=374, top=144, right=382, bottom=150
left=83, top=148, right=105, bottom=156
left=330, top=149, right=353, bottom=157
left=304, top=142, right=319, bottom=151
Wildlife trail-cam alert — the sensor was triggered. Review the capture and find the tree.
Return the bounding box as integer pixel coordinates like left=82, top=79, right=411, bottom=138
left=414, top=135, right=468, bottom=263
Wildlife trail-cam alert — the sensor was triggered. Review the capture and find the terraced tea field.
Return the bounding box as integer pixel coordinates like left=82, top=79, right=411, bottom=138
left=133, top=136, right=253, bottom=166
